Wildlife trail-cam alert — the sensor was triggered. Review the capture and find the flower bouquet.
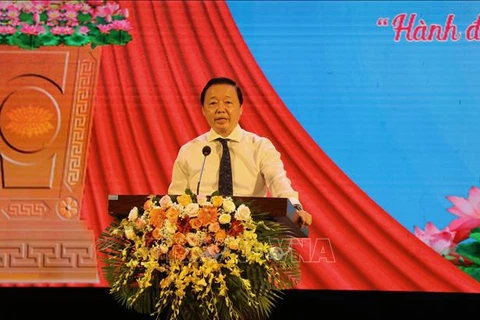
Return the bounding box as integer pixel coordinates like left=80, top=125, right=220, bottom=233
left=0, top=0, right=132, bottom=50
left=97, top=190, right=301, bottom=320
left=414, top=186, right=480, bottom=282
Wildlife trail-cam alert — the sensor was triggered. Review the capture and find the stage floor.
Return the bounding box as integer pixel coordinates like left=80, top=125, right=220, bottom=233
left=1, top=288, right=479, bottom=319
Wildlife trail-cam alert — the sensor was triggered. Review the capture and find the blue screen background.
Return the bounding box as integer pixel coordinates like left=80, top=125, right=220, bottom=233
left=227, top=1, right=480, bottom=231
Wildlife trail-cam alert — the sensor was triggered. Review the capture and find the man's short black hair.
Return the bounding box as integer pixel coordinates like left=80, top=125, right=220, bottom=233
left=200, top=77, right=243, bottom=106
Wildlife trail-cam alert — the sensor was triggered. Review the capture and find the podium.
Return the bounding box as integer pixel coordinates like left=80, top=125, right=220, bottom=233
left=107, top=195, right=309, bottom=238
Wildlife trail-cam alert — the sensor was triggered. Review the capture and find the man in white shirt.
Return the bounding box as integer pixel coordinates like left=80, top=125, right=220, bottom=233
left=168, top=77, right=312, bottom=227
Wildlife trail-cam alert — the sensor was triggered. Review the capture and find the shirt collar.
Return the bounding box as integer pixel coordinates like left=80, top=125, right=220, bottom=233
left=207, top=125, right=242, bottom=142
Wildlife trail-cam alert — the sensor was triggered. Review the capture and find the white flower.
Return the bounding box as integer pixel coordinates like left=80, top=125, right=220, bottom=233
left=128, top=207, right=138, bottom=221
left=222, top=200, right=236, bottom=213
left=159, top=195, right=173, bottom=208
left=218, top=213, right=231, bottom=224
left=185, top=203, right=200, bottom=217
left=197, top=194, right=208, bottom=206
left=235, top=204, right=251, bottom=221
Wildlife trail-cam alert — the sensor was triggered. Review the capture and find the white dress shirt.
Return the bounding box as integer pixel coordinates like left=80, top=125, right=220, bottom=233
left=168, top=125, right=301, bottom=206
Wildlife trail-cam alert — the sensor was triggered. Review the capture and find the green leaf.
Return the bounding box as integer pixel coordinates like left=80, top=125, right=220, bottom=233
left=10, top=33, right=41, bottom=50
left=112, top=14, right=127, bottom=21
left=456, top=241, right=480, bottom=265
left=64, top=33, right=90, bottom=47
left=458, top=265, right=480, bottom=282
left=77, top=13, right=92, bottom=24
left=469, top=228, right=480, bottom=242
left=95, top=17, right=108, bottom=25
left=19, top=12, right=33, bottom=23
left=39, top=12, right=48, bottom=23
left=38, top=33, right=60, bottom=47
left=89, top=32, right=109, bottom=46
left=107, top=30, right=133, bottom=45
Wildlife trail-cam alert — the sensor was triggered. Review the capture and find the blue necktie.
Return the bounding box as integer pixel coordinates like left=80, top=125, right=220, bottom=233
left=218, top=138, right=233, bottom=195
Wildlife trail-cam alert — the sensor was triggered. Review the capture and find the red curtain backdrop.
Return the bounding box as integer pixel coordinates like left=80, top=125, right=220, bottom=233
left=54, top=0, right=480, bottom=291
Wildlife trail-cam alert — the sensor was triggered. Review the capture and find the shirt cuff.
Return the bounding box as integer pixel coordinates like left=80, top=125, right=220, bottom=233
left=293, top=204, right=303, bottom=211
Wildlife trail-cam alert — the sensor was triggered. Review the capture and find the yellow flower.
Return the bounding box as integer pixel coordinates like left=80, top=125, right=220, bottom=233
left=226, top=238, right=239, bottom=250
left=218, top=213, right=231, bottom=224
left=211, top=195, right=223, bottom=207
left=177, top=194, right=192, bottom=206
left=135, top=247, right=149, bottom=260
left=126, top=259, right=139, bottom=268
left=175, top=287, right=186, bottom=298
left=194, top=278, right=207, bottom=292
left=124, top=226, right=136, bottom=240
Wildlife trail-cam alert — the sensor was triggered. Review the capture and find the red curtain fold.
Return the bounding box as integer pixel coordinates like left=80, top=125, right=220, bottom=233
left=71, top=0, right=480, bottom=292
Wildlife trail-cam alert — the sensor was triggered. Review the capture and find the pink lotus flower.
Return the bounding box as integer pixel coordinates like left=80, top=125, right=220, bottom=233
left=96, top=23, right=111, bottom=34
left=94, top=2, right=120, bottom=22
left=78, top=25, right=89, bottom=35
left=0, top=25, right=16, bottom=35
left=20, top=24, right=45, bottom=35
left=414, top=221, right=456, bottom=255
left=50, top=26, right=74, bottom=35
left=110, top=19, right=131, bottom=31
left=446, top=186, right=480, bottom=243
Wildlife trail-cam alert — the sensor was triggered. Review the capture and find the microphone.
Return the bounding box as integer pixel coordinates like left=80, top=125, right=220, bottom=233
left=196, top=145, right=211, bottom=195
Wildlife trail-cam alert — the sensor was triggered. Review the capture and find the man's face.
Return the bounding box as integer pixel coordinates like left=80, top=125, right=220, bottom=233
left=202, top=83, right=242, bottom=137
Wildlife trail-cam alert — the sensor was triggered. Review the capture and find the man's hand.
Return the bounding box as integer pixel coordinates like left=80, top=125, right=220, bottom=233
left=297, top=210, right=313, bottom=227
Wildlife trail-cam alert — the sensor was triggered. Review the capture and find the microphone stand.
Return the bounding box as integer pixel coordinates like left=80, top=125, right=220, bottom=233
left=197, top=146, right=211, bottom=195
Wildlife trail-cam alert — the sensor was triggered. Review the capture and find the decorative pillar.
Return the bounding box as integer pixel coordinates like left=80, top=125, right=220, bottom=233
left=0, top=45, right=101, bottom=283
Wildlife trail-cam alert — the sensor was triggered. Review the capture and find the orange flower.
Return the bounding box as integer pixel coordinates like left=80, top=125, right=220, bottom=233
left=215, top=229, right=227, bottom=244
left=174, top=232, right=187, bottom=245
left=152, top=228, right=163, bottom=239
left=169, top=244, right=189, bottom=262
left=149, top=208, right=166, bottom=228
left=189, top=218, right=203, bottom=230
left=208, top=222, right=220, bottom=233
left=166, top=207, right=179, bottom=223
left=204, top=233, right=214, bottom=245
left=198, top=207, right=218, bottom=226
left=143, top=199, right=153, bottom=211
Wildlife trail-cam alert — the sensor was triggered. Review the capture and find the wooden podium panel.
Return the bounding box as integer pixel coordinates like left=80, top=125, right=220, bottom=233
left=108, top=195, right=309, bottom=238
left=0, top=46, right=101, bottom=283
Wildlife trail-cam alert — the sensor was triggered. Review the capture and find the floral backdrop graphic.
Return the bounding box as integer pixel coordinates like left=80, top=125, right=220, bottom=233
left=414, top=186, right=480, bottom=281
left=0, top=0, right=132, bottom=49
